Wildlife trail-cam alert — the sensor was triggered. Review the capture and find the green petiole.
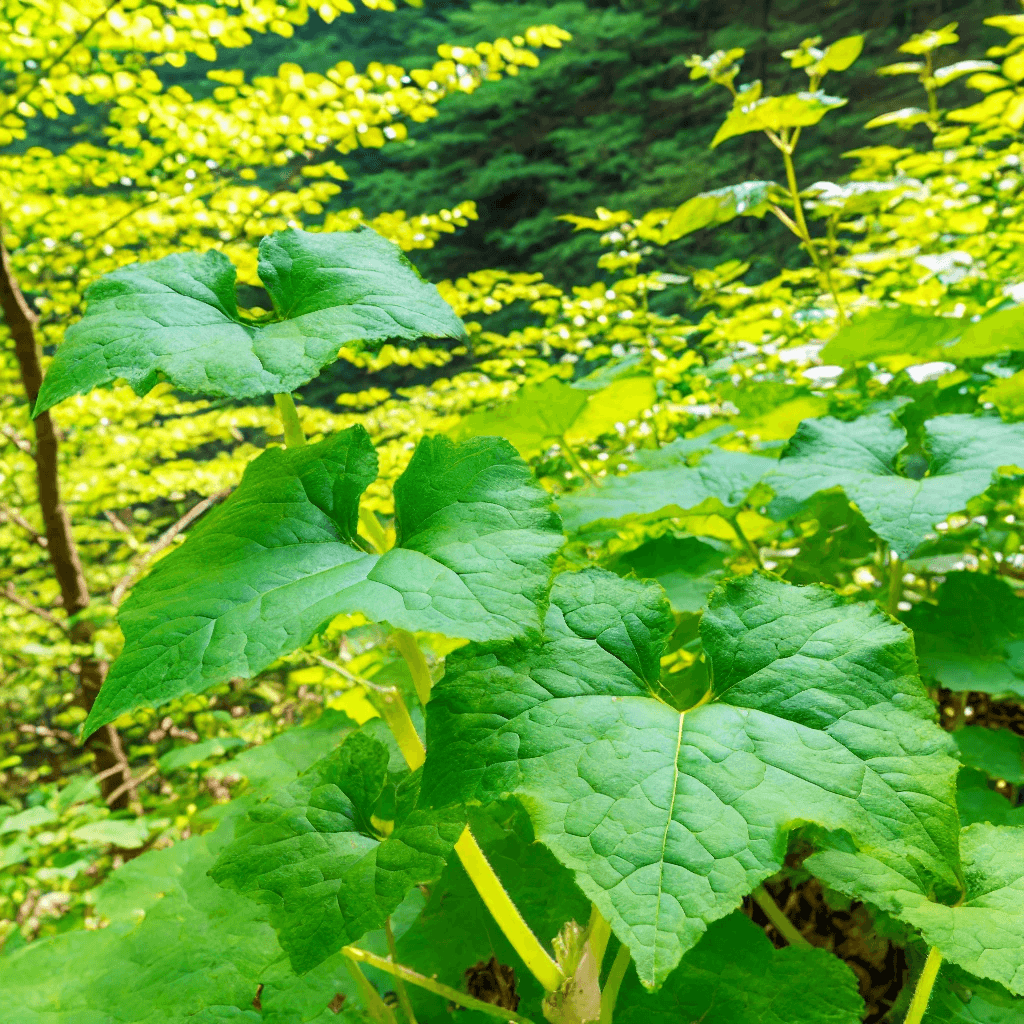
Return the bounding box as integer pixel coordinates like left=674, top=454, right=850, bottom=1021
left=903, top=947, right=943, bottom=1024
left=343, top=944, right=539, bottom=1024
left=273, top=392, right=306, bottom=448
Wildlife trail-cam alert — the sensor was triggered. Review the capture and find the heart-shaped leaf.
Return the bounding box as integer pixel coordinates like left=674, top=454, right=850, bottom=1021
left=766, top=413, right=1024, bottom=558
left=83, top=428, right=562, bottom=736
left=810, top=824, right=1024, bottom=996
left=34, top=227, right=466, bottom=415
left=211, top=729, right=465, bottom=974
left=422, top=570, right=961, bottom=988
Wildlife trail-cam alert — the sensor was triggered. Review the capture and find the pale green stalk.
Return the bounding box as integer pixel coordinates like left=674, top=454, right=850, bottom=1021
left=454, top=828, right=564, bottom=993
left=345, top=957, right=398, bottom=1024
left=888, top=554, right=904, bottom=617
left=273, top=392, right=306, bottom=448
left=342, top=945, right=538, bottom=1024
left=587, top=904, right=612, bottom=974
left=385, top=917, right=419, bottom=1024
left=752, top=886, right=812, bottom=948
left=598, top=944, right=631, bottom=1024
left=903, top=947, right=943, bottom=1024
left=393, top=629, right=433, bottom=707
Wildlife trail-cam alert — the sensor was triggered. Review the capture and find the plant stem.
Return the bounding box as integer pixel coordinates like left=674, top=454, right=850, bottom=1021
left=385, top=918, right=419, bottom=1024
left=360, top=506, right=390, bottom=553
left=273, top=392, right=306, bottom=448
left=384, top=630, right=557, bottom=994
left=780, top=148, right=847, bottom=327
left=732, top=514, right=762, bottom=567
left=587, top=904, right=612, bottom=976
left=454, top=828, right=564, bottom=993
left=345, top=957, right=398, bottom=1024
left=373, top=687, right=426, bottom=772
left=560, top=434, right=601, bottom=488
left=598, top=943, right=631, bottom=1024
left=343, top=945, right=538, bottom=1024
left=0, top=235, right=131, bottom=807
left=903, top=947, right=943, bottom=1024
left=393, top=629, right=433, bottom=707
left=752, top=886, right=812, bottom=949
left=887, top=553, right=904, bottom=617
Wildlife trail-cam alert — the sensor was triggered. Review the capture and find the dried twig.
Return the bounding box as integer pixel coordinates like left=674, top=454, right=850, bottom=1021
left=2, top=583, right=67, bottom=630
left=0, top=503, right=47, bottom=547
left=0, top=423, right=34, bottom=454
left=104, top=765, right=158, bottom=810
left=110, top=488, right=231, bottom=607
left=311, top=653, right=395, bottom=694
left=1, top=232, right=131, bottom=806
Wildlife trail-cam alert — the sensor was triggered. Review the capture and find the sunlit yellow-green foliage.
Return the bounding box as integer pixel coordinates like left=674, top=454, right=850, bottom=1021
left=8, top=0, right=1024, bottom=965
left=0, top=0, right=569, bottom=814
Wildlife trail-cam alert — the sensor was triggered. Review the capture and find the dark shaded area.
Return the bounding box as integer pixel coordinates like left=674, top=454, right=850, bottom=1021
left=746, top=877, right=909, bottom=1024
left=17, top=0, right=1019, bottom=292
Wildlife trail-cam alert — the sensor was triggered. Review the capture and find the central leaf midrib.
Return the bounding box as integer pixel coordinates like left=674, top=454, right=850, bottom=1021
left=649, top=709, right=685, bottom=986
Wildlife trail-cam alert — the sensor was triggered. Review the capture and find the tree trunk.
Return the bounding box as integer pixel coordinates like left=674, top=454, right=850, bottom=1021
left=0, top=241, right=130, bottom=809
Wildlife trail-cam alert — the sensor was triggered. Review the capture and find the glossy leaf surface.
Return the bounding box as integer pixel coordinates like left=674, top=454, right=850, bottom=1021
left=767, top=413, right=1024, bottom=558
left=85, top=429, right=562, bottom=735
left=35, top=227, right=467, bottom=414
left=423, top=570, right=960, bottom=988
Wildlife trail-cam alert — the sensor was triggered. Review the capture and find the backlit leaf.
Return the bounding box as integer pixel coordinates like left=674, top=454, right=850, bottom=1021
left=820, top=306, right=963, bottom=365
left=558, top=446, right=770, bottom=533
left=766, top=413, right=1024, bottom=558
left=455, top=375, right=656, bottom=457
left=712, top=92, right=847, bottom=147
left=35, top=227, right=467, bottom=415
left=660, top=181, right=776, bottom=244
left=422, top=570, right=960, bottom=988
left=84, top=429, right=562, bottom=735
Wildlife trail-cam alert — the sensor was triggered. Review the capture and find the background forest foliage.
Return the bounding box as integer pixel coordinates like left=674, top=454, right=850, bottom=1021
left=9, top=0, right=1024, bottom=1022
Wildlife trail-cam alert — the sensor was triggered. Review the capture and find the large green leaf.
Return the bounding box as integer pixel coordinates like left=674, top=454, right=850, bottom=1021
left=422, top=569, right=961, bottom=989
left=810, top=824, right=1024, bottom=996
left=982, top=370, right=1024, bottom=421
left=615, top=912, right=863, bottom=1024
left=84, top=428, right=562, bottom=736
left=211, top=729, right=464, bottom=974
left=906, top=572, right=1024, bottom=696
left=558, top=446, right=769, bottom=532
left=660, top=181, right=776, bottom=244
left=455, top=376, right=657, bottom=457
left=954, top=727, right=1024, bottom=785
left=820, top=306, right=963, bottom=365
left=947, top=304, right=1024, bottom=360
left=766, top=413, right=1024, bottom=558
left=925, top=969, right=1024, bottom=1024
left=956, top=769, right=1024, bottom=829
left=712, top=92, right=847, bottom=148
left=609, top=535, right=728, bottom=614
left=0, top=713, right=368, bottom=1024
left=34, top=227, right=467, bottom=415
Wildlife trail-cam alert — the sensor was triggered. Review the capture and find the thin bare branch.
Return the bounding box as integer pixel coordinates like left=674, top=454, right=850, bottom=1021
left=0, top=423, right=34, bottom=455
left=311, top=653, right=396, bottom=694
left=2, top=583, right=67, bottom=630
left=110, top=488, right=231, bottom=607
left=0, top=503, right=48, bottom=547
left=104, top=765, right=157, bottom=810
